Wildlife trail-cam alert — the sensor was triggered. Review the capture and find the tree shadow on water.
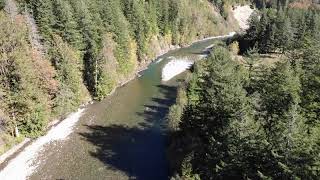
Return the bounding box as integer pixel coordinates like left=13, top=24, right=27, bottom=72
left=137, top=85, right=177, bottom=129
left=79, top=85, right=177, bottom=180
left=79, top=124, right=168, bottom=180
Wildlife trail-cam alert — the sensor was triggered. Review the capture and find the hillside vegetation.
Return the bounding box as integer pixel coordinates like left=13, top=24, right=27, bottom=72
left=167, top=1, right=320, bottom=179
left=0, top=0, right=244, bottom=150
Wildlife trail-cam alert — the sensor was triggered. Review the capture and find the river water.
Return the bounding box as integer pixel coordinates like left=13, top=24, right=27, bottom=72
left=23, top=36, right=227, bottom=180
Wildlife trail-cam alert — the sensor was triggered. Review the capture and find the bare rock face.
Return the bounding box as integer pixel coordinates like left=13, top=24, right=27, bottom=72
left=24, top=9, right=47, bottom=57
left=4, top=0, right=18, bottom=18
left=5, top=0, right=46, bottom=57
left=232, top=5, right=255, bottom=30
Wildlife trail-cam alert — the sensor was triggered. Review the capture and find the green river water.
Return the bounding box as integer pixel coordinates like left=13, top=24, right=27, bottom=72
left=29, top=37, right=224, bottom=180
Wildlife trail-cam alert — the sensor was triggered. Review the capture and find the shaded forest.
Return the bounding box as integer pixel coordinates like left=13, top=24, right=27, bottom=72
left=167, top=1, right=320, bottom=179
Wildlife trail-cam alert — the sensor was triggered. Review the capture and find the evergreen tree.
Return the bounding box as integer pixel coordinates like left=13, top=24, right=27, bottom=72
left=145, top=0, right=158, bottom=35
left=246, top=13, right=261, bottom=42
left=277, top=17, right=293, bottom=53
left=180, top=47, right=250, bottom=179
left=122, top=0, right=148, bottom=60
left=50, top=35, right=88, bottom=115
left=156, top=0, right=170, bottom=35
left=0, top=13, right=53, bottom=137
left=0, top=0, right=5, bottom=10
left=95, top=33, right=118, bottom=100
left=299, top=38, right=320, bottom=127
left=257, top=61, right=318, bottom=178
left=30, top=0, right=56, bottom=41
left=168, top=3, right=320, bottom=179
left=70, top=0, right=100, bottom=94
left=52, top=0, right=83, bottom=49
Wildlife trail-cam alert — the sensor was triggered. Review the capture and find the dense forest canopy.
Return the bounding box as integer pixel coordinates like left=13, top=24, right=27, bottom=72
left=0, top=0, right=319, bottom=178
left=167, top=1, right=320, bottom=179
left=0, top=0, right=241, bottom=143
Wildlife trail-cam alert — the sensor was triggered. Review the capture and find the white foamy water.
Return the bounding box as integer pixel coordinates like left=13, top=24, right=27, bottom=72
left=155, top=58, right=163, bottom=64
left=162, top=32, right=239, bottom=82
left=198, top=54, right=207, bottom=59
left=162, top=58, right=194, bottom=81
left=193, top=32, right=236, bottom=43
left=0, top=108, right=86, bottom=180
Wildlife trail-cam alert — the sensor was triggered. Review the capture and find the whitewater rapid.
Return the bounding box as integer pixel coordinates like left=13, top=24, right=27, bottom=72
left=161, top=32, right=237, bottom=82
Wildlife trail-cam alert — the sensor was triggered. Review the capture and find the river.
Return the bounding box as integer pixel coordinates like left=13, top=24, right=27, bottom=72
left=1, top=35, right=231, bottom=180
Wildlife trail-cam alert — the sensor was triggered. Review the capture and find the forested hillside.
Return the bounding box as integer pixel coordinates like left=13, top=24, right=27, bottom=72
left=20, top=0, right=236, bottom=100
left=167, top=1, right=320, bottom=179
left=0, top=0, right=245, bottom=152
left=253, top=0, right=320, bottom=9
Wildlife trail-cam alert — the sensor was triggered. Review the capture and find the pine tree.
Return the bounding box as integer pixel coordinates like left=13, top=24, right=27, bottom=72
left=70, top=0, right=100, bottom=94
left=50, top=35, right=88, bottom=115
left=279, top=17, right=293, bottom=52
left=52, top=0, right=83, bottom=49
left=145, top=0, right=158, bottom=35
left=95, top=33, right=118, bottom=100
left=180, top=47, right=250, bottom=179
left=122, top=0, right=147, bottom=60
left=245, top=13, right=261, bottom=47
left=0, top=0, right=5, bottom=10
left=250, top=60, right=320, bottom=178
left=299, top=38, right=320, bottom=127
left=30, top=0, right=56, bottom=41
left=156, top=0, right=170, bottom=35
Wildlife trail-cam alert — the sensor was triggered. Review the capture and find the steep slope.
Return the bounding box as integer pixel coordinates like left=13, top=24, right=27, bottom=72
left=0, top=0, right=243, bottom=155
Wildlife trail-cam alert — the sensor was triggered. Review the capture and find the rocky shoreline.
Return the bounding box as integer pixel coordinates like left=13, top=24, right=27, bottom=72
left=0, top=39, right=183, bottom=170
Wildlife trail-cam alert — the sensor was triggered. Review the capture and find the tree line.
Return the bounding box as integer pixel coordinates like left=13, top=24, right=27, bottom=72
left=242, top=4, right=320, bottom=54
left=167, top=2, right=320, bottom=180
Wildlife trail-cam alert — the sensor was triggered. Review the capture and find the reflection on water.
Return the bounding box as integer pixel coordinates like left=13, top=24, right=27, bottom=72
left=29, top=37, right=224, bottom=180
